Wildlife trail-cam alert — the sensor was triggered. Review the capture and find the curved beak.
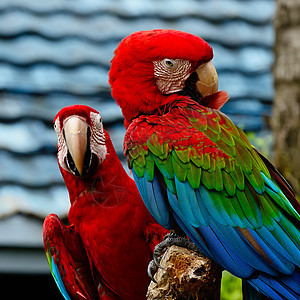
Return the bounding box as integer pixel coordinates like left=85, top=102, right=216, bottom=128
left=63, top=116, right=88, bottom=176
left=195, top=61, right=218, bottom=97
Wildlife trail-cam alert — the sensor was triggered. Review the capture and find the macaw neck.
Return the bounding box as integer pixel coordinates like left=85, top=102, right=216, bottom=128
left=121, top=90, right=185, bottom=128
left=61, top=147, right=130, bottom=208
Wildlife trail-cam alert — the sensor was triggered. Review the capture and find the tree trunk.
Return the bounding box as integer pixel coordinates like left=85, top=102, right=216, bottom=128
left=147, top=245, right=222, bottom=300
left=271, top=0, right=300, bottom=196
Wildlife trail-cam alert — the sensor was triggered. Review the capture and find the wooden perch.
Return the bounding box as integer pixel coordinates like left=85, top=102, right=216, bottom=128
left=147, top=245, right=222, bottom=300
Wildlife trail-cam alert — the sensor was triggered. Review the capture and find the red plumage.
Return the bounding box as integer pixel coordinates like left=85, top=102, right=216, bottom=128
left=43, top=105, right=167, bottom=299
left=109, top=29, right=213, bottom=126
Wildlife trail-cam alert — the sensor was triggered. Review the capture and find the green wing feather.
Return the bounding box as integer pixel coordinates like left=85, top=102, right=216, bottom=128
left=126, top=103, right=300, bottom=231
left=126, top=102, right=300, bottom=299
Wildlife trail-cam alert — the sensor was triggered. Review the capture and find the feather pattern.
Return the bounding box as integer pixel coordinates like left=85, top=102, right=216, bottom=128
left=124, top=97, right=300, bottom=299
left=48, top=255, right=71, bottom=300
left=43, top=214, right=98, bottom=300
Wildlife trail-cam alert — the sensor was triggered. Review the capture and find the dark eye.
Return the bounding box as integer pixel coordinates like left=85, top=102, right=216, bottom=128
left=164, top=59, right=174, bottom=68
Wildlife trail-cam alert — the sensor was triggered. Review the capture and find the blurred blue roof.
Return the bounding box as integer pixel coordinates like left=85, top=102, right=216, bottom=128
left=0, top=0, right=275, bottom=273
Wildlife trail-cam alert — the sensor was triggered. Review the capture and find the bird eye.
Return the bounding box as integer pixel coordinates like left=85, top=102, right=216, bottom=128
left=97, top=115, right=103, bottom=126
left=53, top=119, right=60, bottom=132
left=164, top=59, right=175, bottom=68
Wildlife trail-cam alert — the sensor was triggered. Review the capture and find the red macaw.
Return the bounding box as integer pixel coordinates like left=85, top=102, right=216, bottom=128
left=43, top=105, right=167, bottom=300
left=109, top=29, right=300, bottom=300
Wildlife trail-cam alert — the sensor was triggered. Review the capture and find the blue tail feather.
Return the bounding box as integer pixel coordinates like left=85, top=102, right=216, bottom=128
left=249, top=270, right=300, bottom=300
left=212, top=224, right=279, bottom=276
left=237, top=227, right=295, bottom=274
left=257, top=226, right=300, bottom=266
left=242, top=280, right=269, bottom=300
left=198, top=225, right=255, bottom=278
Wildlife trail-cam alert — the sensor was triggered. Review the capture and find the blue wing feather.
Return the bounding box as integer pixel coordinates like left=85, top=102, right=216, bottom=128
left=133, top=170, right=171, bottom=229
left=198, top=185, right=228, bottom=226
left=135, top=163, right=300, bottom=298
left=167, top=189, right=214, bottom=258
left=50, top=256, right=72, bottom=300
left=167, top=187, right=255, bottom=277
left=137, top=165, right=300, bottom=279
left=197, top=224, right=255, bottom=277
left=237, top=227, right=295, bottom=274
left=280, top=270, right=300, bottom=295
left=257, top=226, right=300, bottom=266
left=130, top=126, right=300, bottom=299
left=174, top=177, right=204, bottom=226
left=261, top=172, right=280, bottom=193
left=250, top=271, right=300, bottom=300
left=214, top=225, right=279, bottom=275
left=248, top=278, right=284, bottom=300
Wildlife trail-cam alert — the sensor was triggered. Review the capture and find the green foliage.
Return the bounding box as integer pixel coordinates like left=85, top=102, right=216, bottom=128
left=246, top=131, right=273, bottom=157
left=221, top=271, right=242, bottom=300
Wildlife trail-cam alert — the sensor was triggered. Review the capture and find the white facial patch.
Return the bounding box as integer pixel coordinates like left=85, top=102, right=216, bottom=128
left=54, top=112, right=107, bottom=174
left=54, top=117, right=68, bottom=172
left=90, top=111, right=107, bottom=164
left=153, top=59, right=192, bottom=94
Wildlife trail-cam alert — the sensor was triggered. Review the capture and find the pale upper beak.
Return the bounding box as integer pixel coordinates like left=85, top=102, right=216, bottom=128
left=63, top=116, right=88, bottom=176
left=194, top=61, right=218, bottom=97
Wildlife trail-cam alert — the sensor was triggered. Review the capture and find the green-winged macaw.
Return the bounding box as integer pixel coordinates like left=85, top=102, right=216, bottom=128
left=43, top=105, right=167, bottom=300
left=109, top=29, right=300, bottom=299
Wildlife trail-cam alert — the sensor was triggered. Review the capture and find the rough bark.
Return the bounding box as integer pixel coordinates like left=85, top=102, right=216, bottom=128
left=147, top=245, right=222, bottom=300
left=271, top=0, right=300, bottom=196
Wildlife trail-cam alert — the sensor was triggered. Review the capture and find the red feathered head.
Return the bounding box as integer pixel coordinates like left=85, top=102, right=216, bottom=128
left=109, top=29, right=217, bottom=125
left=53, top=105, right=109, bottom=178
left=111, top=29, right=213, bottom=67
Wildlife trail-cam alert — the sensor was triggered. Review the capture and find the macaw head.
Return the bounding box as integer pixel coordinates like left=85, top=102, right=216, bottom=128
left=109, top=29, right=219, bottom=125
left=53, top=105, right=107, bottom=179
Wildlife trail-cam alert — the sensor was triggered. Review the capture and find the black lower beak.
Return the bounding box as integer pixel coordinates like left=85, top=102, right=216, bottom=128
left=65, top=146, right=92, bottom=177
left=179, top=71, right=202, bottom=102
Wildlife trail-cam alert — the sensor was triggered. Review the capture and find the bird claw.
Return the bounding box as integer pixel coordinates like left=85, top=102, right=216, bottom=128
left=148, top=230, right=200, bottom=282
left=148, top=249, right=164, bottom=283
left=147, top=260, right=158, bottom=283
left=156, top=230, right=200, bottom=255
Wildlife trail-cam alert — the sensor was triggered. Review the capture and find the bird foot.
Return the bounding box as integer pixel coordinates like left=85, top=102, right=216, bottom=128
left=147, top=259, right=159, bottom=283
left=147, top=230, right=200, bottom=282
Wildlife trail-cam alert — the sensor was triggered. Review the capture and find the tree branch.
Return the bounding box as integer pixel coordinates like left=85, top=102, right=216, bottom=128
left=147, top=245, right=222, bottom=300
